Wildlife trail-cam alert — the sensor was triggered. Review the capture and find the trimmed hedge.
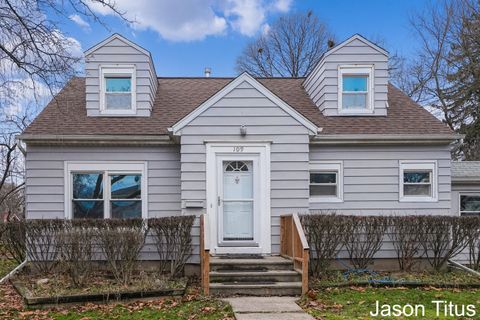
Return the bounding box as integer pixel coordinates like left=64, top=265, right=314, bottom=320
left=0, top=216, right=195, bottom=287
left=301, top=214, right=480, bottom=277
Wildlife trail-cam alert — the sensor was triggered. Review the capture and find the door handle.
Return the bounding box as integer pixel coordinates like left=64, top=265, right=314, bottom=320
left=217, top=196, right=221, bottom=206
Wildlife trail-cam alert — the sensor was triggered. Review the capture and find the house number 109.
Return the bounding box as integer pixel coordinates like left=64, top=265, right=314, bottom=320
left=233, top=146, right=244, bottom=152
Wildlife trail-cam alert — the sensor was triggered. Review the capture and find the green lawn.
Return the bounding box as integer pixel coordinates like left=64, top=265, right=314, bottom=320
left=47, top=299, right=234, bottom=320
left=300, top=287, right=480, bottom=319
left=0, top=283, right=234, bottom=320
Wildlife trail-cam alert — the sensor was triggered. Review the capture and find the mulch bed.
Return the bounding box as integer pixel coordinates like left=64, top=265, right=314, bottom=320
left=11, top=269, right=187, bottom=307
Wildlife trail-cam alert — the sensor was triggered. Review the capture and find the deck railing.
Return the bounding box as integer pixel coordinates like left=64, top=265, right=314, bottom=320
left=200, top=214, right=210, bottom=295
left=280, top=213, right=309, bottom=294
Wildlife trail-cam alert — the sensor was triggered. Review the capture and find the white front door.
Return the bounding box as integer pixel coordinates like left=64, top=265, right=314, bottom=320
left=206, top=143, right=271, bottom=255
left=218, top=158, right=258, bottom=246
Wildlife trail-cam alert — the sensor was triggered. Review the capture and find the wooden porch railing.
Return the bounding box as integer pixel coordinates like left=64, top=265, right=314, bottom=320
left=200, top=214, right=210, bottom=295
left=280, top=213, right=309, bottom=294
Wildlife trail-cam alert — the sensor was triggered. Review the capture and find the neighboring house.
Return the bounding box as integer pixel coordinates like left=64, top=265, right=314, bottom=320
left=451, top=162, right=480, bottom=216
left=19, top=33, right=475, bottom=263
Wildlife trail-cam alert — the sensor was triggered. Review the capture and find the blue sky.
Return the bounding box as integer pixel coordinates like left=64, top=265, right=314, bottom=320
left=61, top=0, right=429, bottom=77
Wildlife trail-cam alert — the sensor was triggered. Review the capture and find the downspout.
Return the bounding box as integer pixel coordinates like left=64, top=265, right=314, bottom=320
left=448, top=259, right=480, bottom=278
left=16, top=137, right=26, bottom=156
left=0, top=260, right=27, bottom=284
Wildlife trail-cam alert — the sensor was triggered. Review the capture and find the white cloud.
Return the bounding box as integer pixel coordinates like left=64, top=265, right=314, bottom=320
left=272, top=0, right=292, bottom=12
left=223, top=0, right=265, bottom=37
left=88, top=0, right=227, bottom=41
left=69, top=14, right=91, bottom=31
left=88, top=0, right=293, bottom=41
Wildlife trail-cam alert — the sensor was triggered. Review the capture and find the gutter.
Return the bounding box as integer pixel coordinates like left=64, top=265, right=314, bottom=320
left=451, top=177, right=480, bottom=185
left=17, top=134, right=174, bottom=146
left=310, top=134, right=464, bottom=145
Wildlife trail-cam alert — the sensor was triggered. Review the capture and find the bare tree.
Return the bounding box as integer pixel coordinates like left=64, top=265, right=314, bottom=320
left=236, top=11, right=333, bottom=77
left=445, top=0, right=480, bottom=160
left=0, top=0, right=129, bottom=106
left=0, top=110, right=30, bottom=220
left=0, top=0, right=130, bottom=216
left=394, top=0, right=480, bottom=159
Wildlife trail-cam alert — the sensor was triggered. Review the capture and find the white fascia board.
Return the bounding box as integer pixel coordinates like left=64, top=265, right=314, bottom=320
left=171, top=72, right=318, bottom=135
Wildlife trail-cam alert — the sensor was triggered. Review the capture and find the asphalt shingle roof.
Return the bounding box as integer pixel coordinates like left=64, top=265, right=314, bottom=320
left=23, top=77, right=454, bottom=136
left=451, top=161, right=480, bottom=181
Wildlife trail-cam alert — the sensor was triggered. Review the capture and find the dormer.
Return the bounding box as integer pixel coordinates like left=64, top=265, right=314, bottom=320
left=84, top=34, right=157, bottom=117
left=304, top=34, right=389, bottom=116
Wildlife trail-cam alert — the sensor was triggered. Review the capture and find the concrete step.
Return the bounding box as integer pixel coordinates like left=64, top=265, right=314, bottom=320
left=210, top=256, right=293, bottom=272
left=210, top=281, right=302, bottom=296
left=210, top=269, right=301, bottom=283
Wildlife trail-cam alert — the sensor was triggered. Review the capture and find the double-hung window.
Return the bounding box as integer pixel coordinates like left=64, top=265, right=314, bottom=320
left=100, top=66, right=136, bottom=114
left=67, top=162, right=146, bottom=219
left=309, top=161, right=343, bottom=202
left=399, top=161, right=437, bottom=202
left=460, top=194, right=480, bottom=216
left=338, top=65, right=374, bottom=114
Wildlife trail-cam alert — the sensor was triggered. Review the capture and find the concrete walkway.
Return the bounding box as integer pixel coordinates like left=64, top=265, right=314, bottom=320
left=224, top=297, right=314, bottom=320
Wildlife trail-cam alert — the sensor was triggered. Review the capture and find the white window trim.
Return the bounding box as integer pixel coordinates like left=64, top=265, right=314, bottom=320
left=459, top=193, right=480, bottom=216
left=309, top=161, right=343, bottom=203
left=399, top=160, right=438, bottom=202
left=99, top=65, right=137, bottom=115
left=338, top=65, right=374, bottom=114
left=64, top=161, right=148, bottom=219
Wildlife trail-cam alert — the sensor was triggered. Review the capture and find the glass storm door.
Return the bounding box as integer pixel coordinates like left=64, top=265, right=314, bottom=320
left=221, top=160, right=254, bottom=242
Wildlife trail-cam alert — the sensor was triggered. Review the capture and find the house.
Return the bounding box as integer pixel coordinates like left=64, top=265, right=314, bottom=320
left=18, top=34, right=479, bottom=294
left=451, top=162, right=480, bottom=216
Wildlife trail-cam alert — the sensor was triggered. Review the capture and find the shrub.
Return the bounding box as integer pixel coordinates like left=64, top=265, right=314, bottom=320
left=95, top=219, right=147, bottom=285
left=25, top=219, right=64, bottom=274
left=388, top=216, right=424, bottom=271
left=343, top=216, right=388, bottom=269
left=301, top=213, right=347, bottom=276
left=57, top=220, right=97, bottom=287
left=465, top=216, right=480, bottom=271
left=417, top=216, right=472, bottom=271
left=149, top=216, right=195, bottom=277
left=1, top=220, right=26, bottom=263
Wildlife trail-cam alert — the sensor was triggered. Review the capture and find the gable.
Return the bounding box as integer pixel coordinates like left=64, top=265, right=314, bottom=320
left=171, top=73, right=318, bottom=135
left=322, top=34, right=388, bottom=59
left=85, top=34, right=152, bottom=57
left=304, top=34, right=389, bottom=117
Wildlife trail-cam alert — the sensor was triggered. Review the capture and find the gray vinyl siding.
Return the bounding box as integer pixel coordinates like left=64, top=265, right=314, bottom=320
left=180, top=80, right=311, bottom=254
left=304, top=37, right=389, bottom=116
left=308, top=144, right=453, bottom=261
left=85, top=37, right=157, bottom=117
left=25, top=145, right=181, bottom=260
left=309, top=144, right=452, bottom=215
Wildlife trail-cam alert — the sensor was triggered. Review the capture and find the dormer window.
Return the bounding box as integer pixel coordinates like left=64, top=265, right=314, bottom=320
left=100, top=66, right=136, bottom=115
left=338, top=65, right=374, bottom=114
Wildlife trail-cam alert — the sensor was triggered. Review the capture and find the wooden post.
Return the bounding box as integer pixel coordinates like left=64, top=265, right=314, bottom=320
left=200, top=215, right=209, bottom=295
left=203, top=251, right=210, bottom=295
left=302, top=249, right=309, bottom=294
